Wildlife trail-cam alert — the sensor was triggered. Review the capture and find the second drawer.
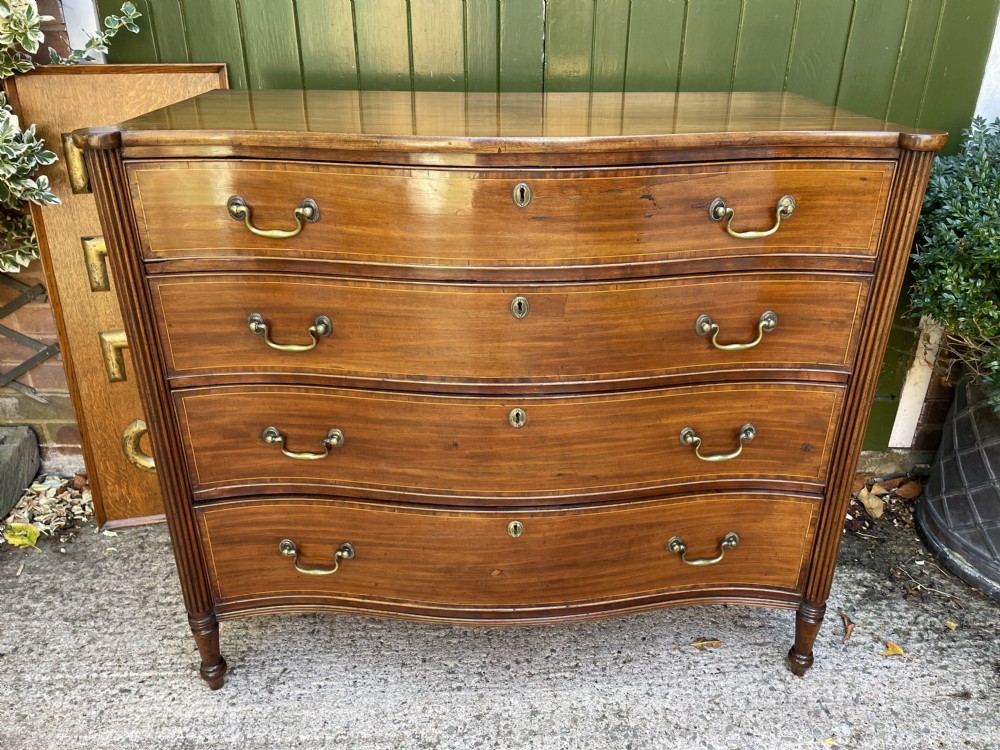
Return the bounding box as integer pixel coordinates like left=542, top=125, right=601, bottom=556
left=175, top=382, right=844, bottom=503
left=151, top=272, right=870, bottom=388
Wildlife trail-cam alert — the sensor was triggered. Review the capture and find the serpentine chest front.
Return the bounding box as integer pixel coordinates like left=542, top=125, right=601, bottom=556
left=77, top=90, right=943, bottom=688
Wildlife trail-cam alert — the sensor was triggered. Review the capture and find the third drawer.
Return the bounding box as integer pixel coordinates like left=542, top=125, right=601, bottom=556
left=175, top=382, right=845, bottom=503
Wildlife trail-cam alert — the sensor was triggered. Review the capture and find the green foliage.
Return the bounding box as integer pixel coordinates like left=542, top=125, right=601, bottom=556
left=0, top=91, right=57, bottom=272
left=0, top=0, right=52, bottom=77
left=48, top=3, right=140, bottom=65
left=912, top=116, right=1000, bottom=409
left=0, top=2, right=140, bottom=273
left=0, top=209, right=35, bottom=272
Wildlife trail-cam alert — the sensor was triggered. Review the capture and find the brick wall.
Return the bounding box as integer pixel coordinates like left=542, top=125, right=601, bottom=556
left=0, top=264, right=82, bottom=474
left=0, top=4, right=82, bottom=474
left=910, top=373, right=956, bottom=467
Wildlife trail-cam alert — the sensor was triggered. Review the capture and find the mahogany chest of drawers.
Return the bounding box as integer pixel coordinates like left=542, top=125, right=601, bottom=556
left=77, top=90, right=944, bottom=688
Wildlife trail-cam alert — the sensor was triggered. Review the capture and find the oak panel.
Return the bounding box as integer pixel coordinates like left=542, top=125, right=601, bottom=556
left=131, top=159, right=893, bottom=269
left=175, top=383, right=844, bottom=502
left=9, top=65, right=227, bottom=526
left=199, top=494, right=818, bottom=611
left=151, top=272, right=870, bottom=388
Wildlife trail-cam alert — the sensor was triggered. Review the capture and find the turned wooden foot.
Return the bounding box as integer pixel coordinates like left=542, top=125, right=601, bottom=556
left=190, top=612, right=227, bottom=689
left=788, top=601, right=825, bottom=677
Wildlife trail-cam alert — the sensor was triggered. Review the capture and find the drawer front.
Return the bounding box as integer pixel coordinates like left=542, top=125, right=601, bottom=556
left=153, top=272, right=870, bottom=387
left=175, top=383, right=844, bottom=502
left=132, top=160, right=892, bottom=267
left=199, top=494, right=817, bottom=613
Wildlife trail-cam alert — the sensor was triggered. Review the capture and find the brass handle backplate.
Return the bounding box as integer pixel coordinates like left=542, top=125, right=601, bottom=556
left=710, top=194, right=796, bottom=239
left=99, top=329, right=129, bottom=383
left=82, top=236, right=110, bottom=292
left=279, top=539, right=355, bottom=576
left=679, top=423, right=756, bottom=462
left=121, top=418, right=155, bottom=473
left=262, top=426, right=344, bottom=460
left=227, top=195, right=319, bottom=238
left=668, top=532, right=739, bottom=566
left=248, top=312, right=331, bottom=352
left=696, top=311, right=778, bottom=351
left=61, top=132, right=91, bottom=194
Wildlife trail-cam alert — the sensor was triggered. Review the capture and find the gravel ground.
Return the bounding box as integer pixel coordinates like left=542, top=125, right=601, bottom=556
left=1, top=475, right=998, bottom=750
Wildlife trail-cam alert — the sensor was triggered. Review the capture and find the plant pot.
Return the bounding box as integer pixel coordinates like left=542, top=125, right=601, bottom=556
left=917, top=373, right=1000, bottom=600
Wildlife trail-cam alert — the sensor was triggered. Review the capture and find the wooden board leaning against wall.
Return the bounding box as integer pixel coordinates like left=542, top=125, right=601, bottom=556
left=5, top=64, right=228, bottom=526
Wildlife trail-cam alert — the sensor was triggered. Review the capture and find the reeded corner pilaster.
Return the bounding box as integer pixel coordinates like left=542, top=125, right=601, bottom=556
left=83, top=140, right=223, bottom=685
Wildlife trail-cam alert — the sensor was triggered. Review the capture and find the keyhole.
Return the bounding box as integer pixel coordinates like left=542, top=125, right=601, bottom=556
left=509, top=408, right=526, bottom=428
left=512, top=182, right=532, bottom=208
left=507, top=521, right=524, bottom=538
left=510, top=295, right=529, bottom=319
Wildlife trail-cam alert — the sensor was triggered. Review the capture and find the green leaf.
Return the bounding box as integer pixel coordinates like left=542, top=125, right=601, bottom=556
left=3, top=523, right=40, bottom=548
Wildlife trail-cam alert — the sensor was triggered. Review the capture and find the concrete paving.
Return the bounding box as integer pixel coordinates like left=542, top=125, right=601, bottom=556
left=1, top=517, right=998, bottom=750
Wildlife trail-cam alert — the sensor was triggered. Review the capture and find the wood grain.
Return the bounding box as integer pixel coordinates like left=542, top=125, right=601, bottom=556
left=76, top=90, right=947, bottom=157
left=78, top=89, right=945, bottom=685
left=174, top=383, right=844, bottom=503
left=151, top=271, right=870, bottom=389
left=129, top=159, right=893, bottom=269
left=198, top=493, right=818, bottom=613
left=7, top=64, right=226, bottom=525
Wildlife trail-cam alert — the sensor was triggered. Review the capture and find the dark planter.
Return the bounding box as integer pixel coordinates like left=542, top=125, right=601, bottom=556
left=917, top=375, right=1000, bottom=600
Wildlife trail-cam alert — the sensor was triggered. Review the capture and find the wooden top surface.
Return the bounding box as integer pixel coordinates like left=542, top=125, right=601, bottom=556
left=74, top=89, right=946, bottom=156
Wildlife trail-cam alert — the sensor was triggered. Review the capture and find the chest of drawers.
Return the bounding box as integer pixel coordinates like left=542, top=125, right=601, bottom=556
left=77, top=90, right=944, bottom=689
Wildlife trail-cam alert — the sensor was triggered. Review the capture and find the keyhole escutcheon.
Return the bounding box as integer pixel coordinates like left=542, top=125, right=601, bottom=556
left=509, top=408, right=527, bottom=428
left=512, top=182, right=532, bottom=208
left=510, top=295, right=529, bottom=319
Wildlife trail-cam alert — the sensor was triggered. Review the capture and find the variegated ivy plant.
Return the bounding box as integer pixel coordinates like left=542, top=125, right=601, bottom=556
left=0, top=1, right=140, bottom=273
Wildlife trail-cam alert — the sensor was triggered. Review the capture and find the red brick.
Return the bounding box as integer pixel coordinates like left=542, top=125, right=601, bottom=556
left=918, top=397, right=954, bottom=428
left=912, top=427, right=944, bottom=453
left=9, top=302, right=59, bottom=337
left=21, top=360, right=69, bottom=391
left=54, top=423, right=82, bottom=448
left=0, top=338, right=39, bottom=362
left=13, top=265, right=48, bottom=287
left=34, top=420, right=81, bottom=447
left=924, top=375, right=956, bottom=400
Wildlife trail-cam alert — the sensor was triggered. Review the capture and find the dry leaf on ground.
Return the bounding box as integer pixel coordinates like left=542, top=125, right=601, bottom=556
left=881, top=641, right=905, bottom=657
left=851, top=473, right=871, bottom=494
left=858, top=487, right=885, bottom=519
left=895, top=481, right=924, bottom=500
left=837, top=610, right=856, bottom=641
left=870, top=483, right=890, bottom=497
left=690, top=638, right=722, bottom=651
left=878, top=476, right=909, bottom=491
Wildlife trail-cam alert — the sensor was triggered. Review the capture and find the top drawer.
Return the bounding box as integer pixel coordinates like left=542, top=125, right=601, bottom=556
left=130, top=160, right=893, bottom=271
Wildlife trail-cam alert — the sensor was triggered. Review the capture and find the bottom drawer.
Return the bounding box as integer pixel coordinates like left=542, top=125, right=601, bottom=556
left=199, top=494, right=818, bottom=619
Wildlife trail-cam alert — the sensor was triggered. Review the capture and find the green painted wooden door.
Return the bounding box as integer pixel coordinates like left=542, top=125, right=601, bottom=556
left=97, top=0, right=1000, bottom=449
